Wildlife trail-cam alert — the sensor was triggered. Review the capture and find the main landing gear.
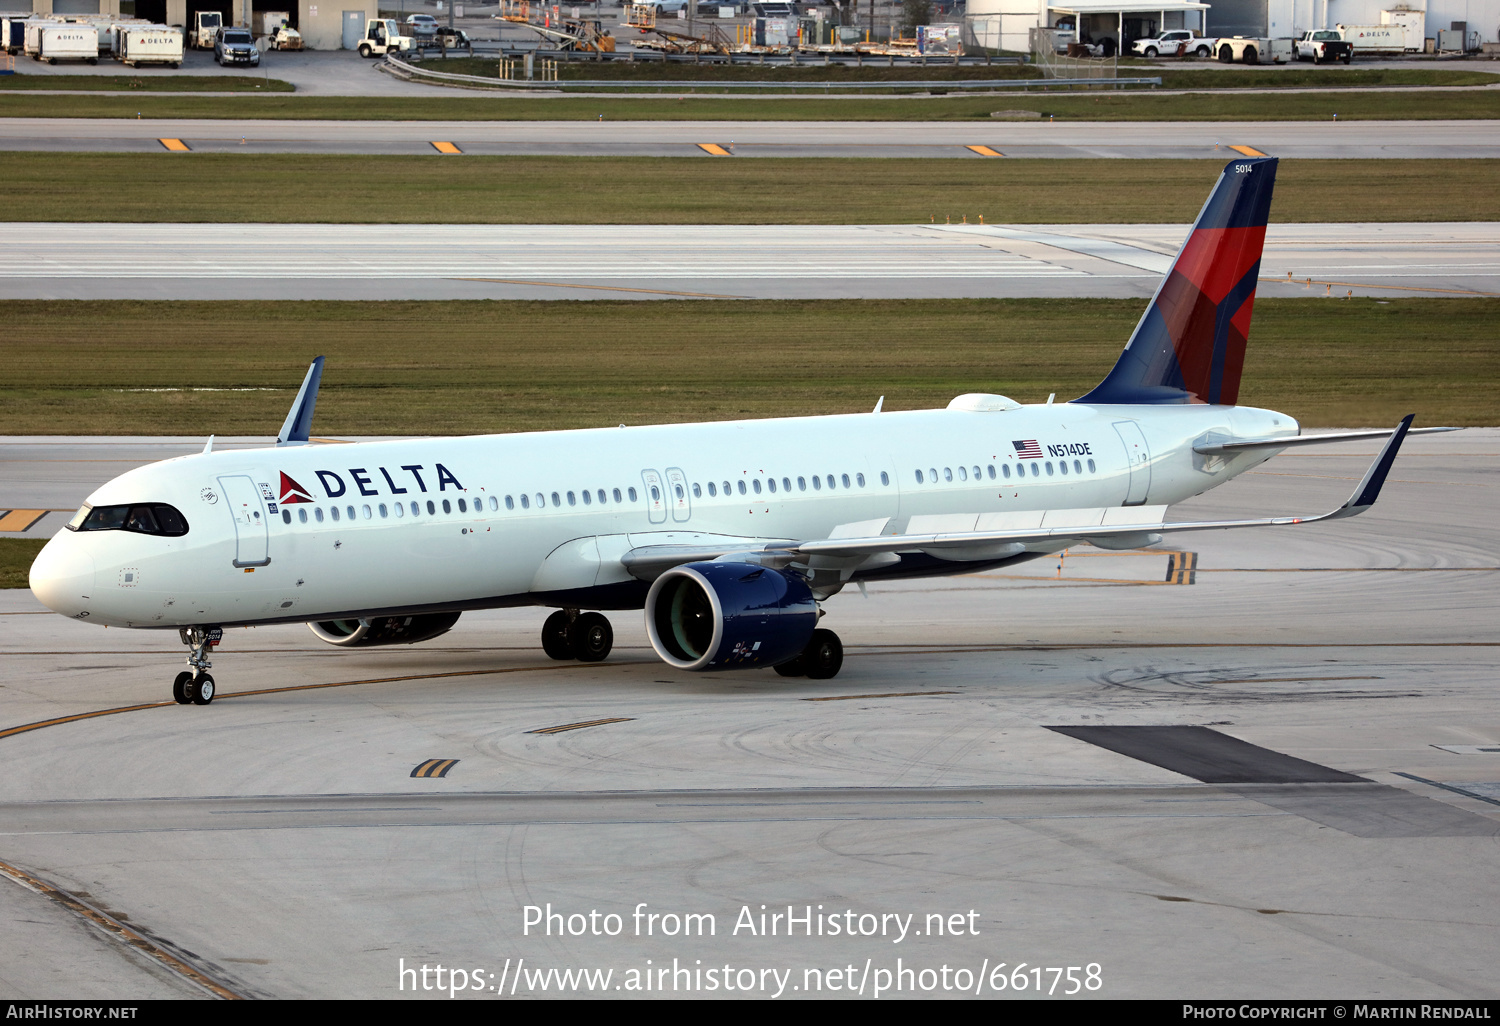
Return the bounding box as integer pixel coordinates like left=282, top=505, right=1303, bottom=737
left=173, top=626, right=218, bottom=705
left=542, top=609, right=614, bottom=663
left=774, top=628, right=844, bottom=680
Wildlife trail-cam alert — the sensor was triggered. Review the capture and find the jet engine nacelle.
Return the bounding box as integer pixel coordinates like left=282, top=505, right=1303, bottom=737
left=308, top=611, right=461, bottom=647
left=645, top=562, right=817, bottom=672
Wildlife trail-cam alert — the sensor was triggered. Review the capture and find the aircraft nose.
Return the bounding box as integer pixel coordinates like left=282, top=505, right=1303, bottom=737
left=28, top=536, right=96, bottom=618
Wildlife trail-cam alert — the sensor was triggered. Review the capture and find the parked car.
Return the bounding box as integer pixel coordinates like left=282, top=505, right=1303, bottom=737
left=213, top=26, right=259, bottom=65
left=1131, top=29, right=1210, bottom=57
left=405, top=13, right=438, bottom=37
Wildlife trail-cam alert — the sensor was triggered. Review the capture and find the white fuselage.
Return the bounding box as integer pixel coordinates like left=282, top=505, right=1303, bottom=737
left=29, top=400, right=1295, bottom=630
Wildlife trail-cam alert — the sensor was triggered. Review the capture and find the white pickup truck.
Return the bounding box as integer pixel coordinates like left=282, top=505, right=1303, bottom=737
left=1130, top=29, right=1211, bottom=57
left=1294, top=29, right=1352, bottom=63
left=1214, top=35, right=1292, bottom=64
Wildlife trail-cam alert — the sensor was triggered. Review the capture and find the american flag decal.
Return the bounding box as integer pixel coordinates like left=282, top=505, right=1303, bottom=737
left=1013, top=439, right=1043, bottom=459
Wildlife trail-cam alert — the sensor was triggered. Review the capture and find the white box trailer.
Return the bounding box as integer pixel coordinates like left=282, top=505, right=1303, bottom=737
left=2, top=15, right=49, bottom=55
left=1337, top=23, right=1409, bottom=53
left=37, top=23, right=100, bottom=63
left=116, top=24, right=183, bottom=67
left=22, top=18, right=65, bottom=58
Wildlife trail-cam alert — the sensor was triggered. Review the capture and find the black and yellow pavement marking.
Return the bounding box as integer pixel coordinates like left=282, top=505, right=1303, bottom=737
left=1228, top=145, right=1268, bottom=157
left=158, top=138, right=191, bottom=152
left=965, top=145, right=1004, bottom=157
left=1166, top=551, right=1198, bottom=585
left=411, top=758, right=459, bottom=778
left=528, top=717, right=634, bottom=735
left=0, top=509, right=48, bottom=532
left=0, top=858, right=246, bottom=999
left=697, top=143, right=732, bottom=156
left=803, top=691, right=957, bottom=702
left=430, top=141, right=462, bottom=154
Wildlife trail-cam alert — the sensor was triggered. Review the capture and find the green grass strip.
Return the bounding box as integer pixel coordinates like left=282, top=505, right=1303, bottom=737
left=0, top=539, right=46, bottom=590
left=3, top=156, right=1493, bottom=224
left=0, top=299, right=1493, bottom=434
left=0, top=73, right=294, bottom=92
left=2, top=87, right=1498, bottom=120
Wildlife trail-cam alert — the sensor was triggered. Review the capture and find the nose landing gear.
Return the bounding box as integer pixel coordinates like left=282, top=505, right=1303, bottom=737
left=174, top=626, right=219, bottom=705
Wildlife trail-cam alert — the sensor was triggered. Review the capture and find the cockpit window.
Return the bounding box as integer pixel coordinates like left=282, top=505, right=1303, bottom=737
left=69, top=503, right=188, bottom=537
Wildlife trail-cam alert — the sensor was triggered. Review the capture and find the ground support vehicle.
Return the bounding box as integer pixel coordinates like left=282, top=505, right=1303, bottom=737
left=260, top=10, right=303, bottom=50
left=1215, top=35, right=1291, bottom=63
left=188, top=10, right=221, bottom=48
left=356, top=18, right=413, bottom=57
left=1132, top=29, right=1210, bottom=57
left=265, top=23, right=303, bottom=49
left=1295, top=29, right=1351, bottom=63
left=35, top=23, right=99, bottom=64
left=116, top=24, right=183, bottom=66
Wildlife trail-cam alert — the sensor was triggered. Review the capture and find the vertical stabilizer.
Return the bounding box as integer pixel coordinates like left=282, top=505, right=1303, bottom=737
left=1075, top=157, right=1277, bottom=406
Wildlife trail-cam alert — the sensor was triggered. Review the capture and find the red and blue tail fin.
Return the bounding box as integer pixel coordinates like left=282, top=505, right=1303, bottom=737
left=1075, top=157, right=1277, bottom=406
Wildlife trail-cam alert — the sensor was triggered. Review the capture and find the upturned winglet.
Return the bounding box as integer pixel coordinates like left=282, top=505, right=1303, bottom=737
left=276, top=357, right=325, bottom=447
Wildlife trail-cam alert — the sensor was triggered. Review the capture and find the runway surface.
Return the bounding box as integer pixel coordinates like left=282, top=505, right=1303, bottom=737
left=1, top=221, right=1492, bottom=301
left=3, top=117, right=1497, bottom=158
left=0, top=430, right=1496, bottom=997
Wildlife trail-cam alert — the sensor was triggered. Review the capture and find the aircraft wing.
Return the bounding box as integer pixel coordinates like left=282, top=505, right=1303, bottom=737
left=619, top=417, right=1414, bottom=578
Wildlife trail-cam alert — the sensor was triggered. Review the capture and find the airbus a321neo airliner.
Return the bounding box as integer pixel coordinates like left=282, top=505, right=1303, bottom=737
left=29, top=157, right=1446, bottom=704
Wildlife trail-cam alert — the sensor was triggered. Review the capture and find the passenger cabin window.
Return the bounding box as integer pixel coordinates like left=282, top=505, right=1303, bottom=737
left=299, top=508, right=308, bottom=524
left=410, top=501, right=420, bottom=516
left=708, top=482, right=717, bottom=497
left=752, top=479, right=762, bottom=494
left=856, top=473, right=865, bottom=487
left=737, top=481, right=747, bottom=495
left=443, top=499, right=453, bottom=514
left=550, top=492, right=560, bottom=508
left=987, top=465, right=995, bottom=480
left=346, top=505, right=356, bottom=521
left=842, top=474, right=851, bottom=488
left=880, top=472, right=889, bottom=486
left=282, top=509, right=291, bottom=524
left=331, top=507, right=341, bottom=522
left=316, top=507, right=326, bottom=522
left=615, top=488, right=624, bottom=503
left=395, top=502, right=404, bottom=518
left=583, top=490, right=593, bottom=505
left=1088, top=459, right=1097, bottom=473
left=798, top=477, right=806, bottom=491
left=812, top=476, right=821, bottom=490
left=521, top=495, right=530, bottom=509
left=765, top=479, right=774, bottom=493
left=782, top=477, right=791, bottom=492
left=1002, top=465, right=1011, bottom=479
left=628, top=487, right=638, bottom=502
left=428, top=500, right=438, bottom=514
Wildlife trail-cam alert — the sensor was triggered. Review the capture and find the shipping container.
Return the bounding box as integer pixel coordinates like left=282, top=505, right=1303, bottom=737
left=1337, top=23, right=1409, bottom=53
left=117, top=24, right=183, bottom=67
left=37, top=24, right=100, bottom=63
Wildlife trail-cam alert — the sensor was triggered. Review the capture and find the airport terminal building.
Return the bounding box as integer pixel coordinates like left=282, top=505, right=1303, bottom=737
left=19, top=0, right=378, bottom=50
left=967, top=0, right=1499, bottom=52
